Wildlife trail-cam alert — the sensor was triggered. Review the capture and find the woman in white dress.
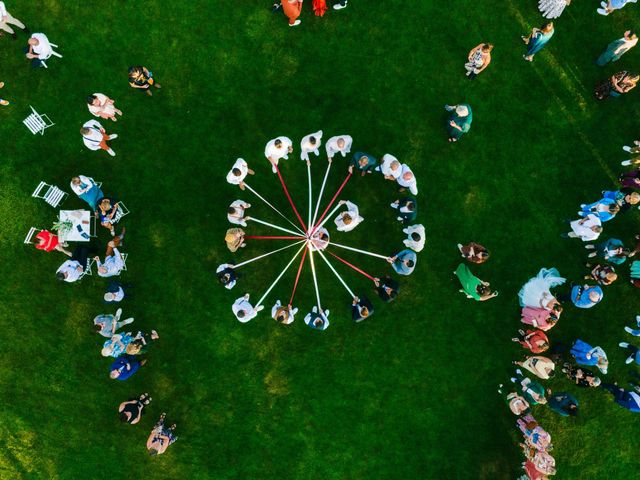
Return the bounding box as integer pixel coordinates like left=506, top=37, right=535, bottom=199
left=518, top=268, right=566, bottom=310
left=87, top=93, right=122, bottom=121
left=538, top=0, right=571, bottom=19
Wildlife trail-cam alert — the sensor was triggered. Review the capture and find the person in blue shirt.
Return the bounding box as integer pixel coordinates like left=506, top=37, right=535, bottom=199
left=570, top=339, right=608, bottom=373
left=601, top=383, right=640, bottom=412
left=348, top=152, right=377, bottom=176
left=388, top=249, right=417, bottom=276
left=578, top=197, right=619, bottom=222
left=570, top=284, right=603, bottom=309
left=619, top=342, right=640, bottom=364
left=304, top=306, right=330, bottom=331
left=109, top=355, right=146, bottom=381
left=352, top=296, right=374, bottom=322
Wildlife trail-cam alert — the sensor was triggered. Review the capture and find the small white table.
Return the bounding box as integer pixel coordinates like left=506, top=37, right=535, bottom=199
left=58, top=210, right=92, bottom=242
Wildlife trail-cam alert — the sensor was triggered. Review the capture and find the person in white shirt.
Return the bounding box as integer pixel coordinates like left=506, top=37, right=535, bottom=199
left=104, top=283, right=126, bottom=303
left=216, top=263, right=237, bottom=290
left=87, top=93, right=122, bottom=122
left=0, top=2, right=27, bottom=39
left=80, top=119, right=118, bottom=156
left=95, top=244, right=126, bottom=278
left=56, top=246, right=95, bottom=282
left=271, top=300, right=298, bottom=324
left=25, top=32, right=52, bottom=67
left=403, top=224, right=425, bottom=252
left=227, top=200, right=251, bottom=226
left=325, top=135, right=353, bottom=160
left=397, top=164, right=418, bottom=195
left=300, top=130, right=323, bottom=164
left=226, top=158, right=254, bottom=190
left=232, top=294, right=264, bottom=323
left=304, top=306, right=330, bottom=330
left=334, top=200, right=364, bottom=232
left=563, top=214, right=603, bottom=241
left=310, top=227, right=330, bottom=251
left=376, top=154, right=402, bottom=181
left=265, top=136, right=293, bottom=173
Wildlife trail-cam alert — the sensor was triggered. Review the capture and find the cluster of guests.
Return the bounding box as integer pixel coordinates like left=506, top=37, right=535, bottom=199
left=11, top=7, right=178, bottom=454
left=271, top=0, right=348, bottom=27
left=221, top=133, right=424, bottom=330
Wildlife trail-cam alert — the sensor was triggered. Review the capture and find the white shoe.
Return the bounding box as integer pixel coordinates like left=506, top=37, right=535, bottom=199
left=333, top=2, right=348, bottom=9
left=624, top=146, right=632, bottom=152
left=289, top=19, right=301, bottom=26
left=115, top=308, right=123, bottom=319
left=600, top=0, right=607, bottom=5
left=109, top=134, right=118, bottom=140
left=636, top=314, right=640, bottom=325
left=122, top=317, right=134, bottom=325
left=626, top=326, right=636, bottom=335
left=597, top=7, right=609, bottom=14
left=622, top=160, right=632, bottom=166
left=107, top=148, right=116, bottom=157
left=620, top=342, right=630, bottom=348
left=272, top=165, right=277, bottom=173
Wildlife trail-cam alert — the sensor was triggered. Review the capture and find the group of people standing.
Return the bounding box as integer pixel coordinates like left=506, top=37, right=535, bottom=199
left=221, top=132, right=424, bottom=330
left=9, top=0, right=178, bottom=456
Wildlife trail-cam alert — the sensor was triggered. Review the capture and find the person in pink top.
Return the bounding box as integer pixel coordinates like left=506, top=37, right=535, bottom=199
left=520, top=306, right=561, bottom=331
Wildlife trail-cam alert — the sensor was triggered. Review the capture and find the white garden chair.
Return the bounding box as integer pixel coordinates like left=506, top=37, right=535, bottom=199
left=40, top=42, right=62, bottom=69
left=23, top=106, right=54, bottom=135
left=24, top=227, right=41, bottom=244
left=80, top=258, right=95, bottom=279
left=32, top=181, right=68, bottom=208
left=112, top=202, right=130, bottom=224
left=121, top=253, right=128, bottom=271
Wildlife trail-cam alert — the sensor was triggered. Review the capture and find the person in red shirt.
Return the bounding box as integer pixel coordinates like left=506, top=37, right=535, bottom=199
left=511, top=329, right=550, bottom=354
left=34, top=230, right=72, bottom=256
left=282, top=0, right=303, bottom=26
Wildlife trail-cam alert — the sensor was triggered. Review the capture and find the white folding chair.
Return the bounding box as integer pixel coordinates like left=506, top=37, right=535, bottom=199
left=40, top=42, right=62, bottom=69
left=81, top=258, right=95, bottom=279
left=121, top=253, right=128, bottom=272
left=23, top=106, right=54, bottom=135
left=112, top=202, right=130, bottom=224
left=24, top=227, right=40, bottom=244
left=32, top=181, right=68, bottom=208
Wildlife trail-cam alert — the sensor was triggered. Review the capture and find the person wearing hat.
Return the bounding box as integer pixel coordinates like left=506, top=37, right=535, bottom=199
left=232, top=294, right=263, bottom=323
left=445, top=104, right=472, bottom=142
left=334, top=200, right=363, bottom=232
left=226, top=158, right=254, bottom=190
left=225, top=228, right=246, bottom=252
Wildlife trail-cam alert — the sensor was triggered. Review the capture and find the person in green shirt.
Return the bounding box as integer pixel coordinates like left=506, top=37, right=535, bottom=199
left=454, top=263, right=498, bottom=301
left=349, top=152, right=377, bottom=176
left=445, top=104, right=472, bottom=142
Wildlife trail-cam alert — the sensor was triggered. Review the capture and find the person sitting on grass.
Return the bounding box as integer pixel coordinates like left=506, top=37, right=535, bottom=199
left=56, top=245, right=96, bottom=283
left=567, top=284, right=604, bottom=309
left=348, top=152, right=377, bottom=176
left=562, top=213, right=602, bottom=241
left=119, top=393, right=152, bottom=425
left=595, top=70, right=639, bottom=100
left=374, top=276, right=399, bottom=303
left=24, top=32, right=52, bottom=67
left=547, top=392, right=578, bottom=417
left=464, top=43, right=493, bottom=79
left=352, top=296, right=374, bottom=322
left=34, top=229, right=72, bottom=256
left=232, top=294, right=263, bottom=323
left=391, top=197, right=417, bottom=224
left=570, top=339, right=608, bottom=373
left=578, top=197, right=620, bottom=222
left=94, top=308, right=134, bottom=337
left=125, top=330, right=160, bottom=355
left=109, top=355, right=146, bottom=381
left=511, top=329, right=549, bottom=354
left=457, top=242, right=489, bottom=264
left=102, top=332, right=135, bottom=358
left=104, top=281, right=127, bottom=303
left=128, top=66, right=161, bottom=95
left=510, top=369, right=548, bottom=405
left=497, top=384, right=530, bottom=415
left=444, top=104, right=472, bottom=142
left=602, top=188, right=640, bottom=213
left=226, top=158, right=254, bottom=191
left=147, top=413, right=178, bottom=456
left=520, top=306, right=560, bottom=332
left=561, top=363, right=601, bottom=387
left=454, top=263, right=498, bottom=301
left=513, top=355, right=555, bottom=380
left=585, top=237, right=629, bottom=265
left=96, top=198, right=121, bottom=235
left=388, top=249, right=417, bottom=276
left=271, top=299, right=297, bottom=325
left=601, top=382, right=640, bottom=412
left=70, top=175, right=104, bottom=210
left=216, top=263, right=237, bottom=290
left=81, top=119, right=118, bottom=157
left=304, top=306, right=330, bottom=330
left=585, top=263, right=617, bottom=286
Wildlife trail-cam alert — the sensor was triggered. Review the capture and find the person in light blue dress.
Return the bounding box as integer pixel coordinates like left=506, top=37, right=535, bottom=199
left=70, top=175, right=105, bottom=209
left=570, top=284, right=603, bottom=309
left=578, top=197, right=619, bottom=222
left=570, top=339, right=608, bottom=373
left=94, top=308, right=134, bottom=338
left=523, top=22, right=555, bottom=61
left=597, top=31, right=638, bottom=65
left=388, top=249, right=416, bottom=276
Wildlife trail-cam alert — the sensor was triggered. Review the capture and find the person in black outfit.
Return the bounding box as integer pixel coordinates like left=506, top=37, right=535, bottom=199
left=119, top=393, right=152, bottom=424
left=374, top=276, right=399, bottom=302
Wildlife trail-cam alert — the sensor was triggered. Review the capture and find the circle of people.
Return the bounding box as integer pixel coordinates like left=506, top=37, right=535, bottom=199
left=219, top=132, right=424, bottom=330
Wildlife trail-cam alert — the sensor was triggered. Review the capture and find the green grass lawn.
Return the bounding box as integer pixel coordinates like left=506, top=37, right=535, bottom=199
left=3, top=1, right=640, bottom=478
